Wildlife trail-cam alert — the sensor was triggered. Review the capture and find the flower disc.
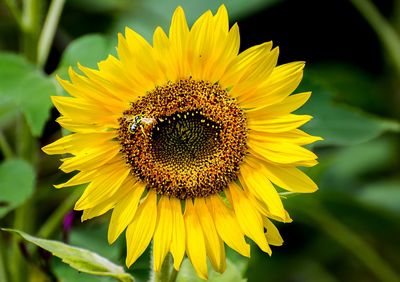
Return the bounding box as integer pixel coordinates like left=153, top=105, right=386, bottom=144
left=118, top=78, right=247, bottom=199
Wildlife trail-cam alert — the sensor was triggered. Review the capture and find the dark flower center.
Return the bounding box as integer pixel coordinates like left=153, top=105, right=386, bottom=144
left=118, top=78, right=247, bottom=199
left=152, top=111, right=221, bottom=170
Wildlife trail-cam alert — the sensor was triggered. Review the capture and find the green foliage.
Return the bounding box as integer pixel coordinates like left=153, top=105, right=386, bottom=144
left=58, top=34, right=115, bottom=71
left=298, top=83, right=400, bottom=146
left=0, top=159, right=35, bottom=218
left=358, top=180, right=400, bottom=214
left=3, top=228, right=134, bottom=282
left=0, top=53, right=56, bottom=136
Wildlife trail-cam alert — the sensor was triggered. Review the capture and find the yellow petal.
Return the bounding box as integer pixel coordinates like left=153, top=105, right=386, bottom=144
left=66, top=67, right=128, bottom=112
left=126, top=190, right=157, bottom=267
left=236, top=61, right=305, bottom=108
left=55, top=117, right=106, bottom=133
left=213, top=5, right=229, bottom=33
left=249, top=129, right=322, bottom=146
left=170, top=198, right=185, bottom=270
left=230, top=47, right=279, bottom=98
left=263, top=217, right=283, bottom=246
left=153, top=196, right=173, bottom=272
left=248, top=138, right=318, bottom=166
left=42, top=132, right=115, bottom=155
left=81, top=187, right=131, bottom=221
left=169, top=6, right=189, bottom=77
left=54, top=170, right=96, bottom=189
left=247, top=114, right=312, bottom=133
left=153, top=27, right=176, bottom=81
left=207, top=195, right=250, bottom=257
left=74, top=160, right=130, bottom=210
left=188, top=10, right=214, bottom=79
left=195, top=198, right=226, bottom=273
left=81, top=205, right=112, bottom=222
left=51, top=96, right=118, bottom=127
left=184, top=199, right=208, bottom=280
left=59, top=142, right=120, bottom=173
left=188, top=6, right=234, bottom=81
left=108, top=180, right=146, bottom=244
left=262, top=165, right=318, bottom=193
left=245, top=191, right=292, bottom=223
left=97, top=55, right=139, bottom=98
left=169, top=6, right=189, bottom=50
left=208, top=23, right=240, bottom=82
left=246, top=92, right=311, bottom=117
left=124, top=28, right=165, bottom=86
left=116, top=33, right=156, bottom=94
left=229, top=182, right=271, bottom=254
left=239, top=158, right=285, bottom=219
left=77, top=63, right=133, bottom=105
left=220, top=42, right=273, bottom=87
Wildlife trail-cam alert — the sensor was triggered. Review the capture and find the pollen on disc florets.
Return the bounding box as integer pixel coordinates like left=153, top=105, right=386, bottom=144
left=118, top=78, right=247, bottom=199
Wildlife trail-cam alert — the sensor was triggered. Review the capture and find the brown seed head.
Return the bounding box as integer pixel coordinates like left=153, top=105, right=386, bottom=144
left=118, top=78, right=247, bottom=199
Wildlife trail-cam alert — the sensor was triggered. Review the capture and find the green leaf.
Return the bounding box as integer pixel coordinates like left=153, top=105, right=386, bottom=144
left=53, top=260, right=116, bottom=282
left=0, top=53, right=56, bottom=136
left=328, top=138, right=397, bottom=179
left=306, top=63, right=389, bottom=114
left=176, top=258, right=246, bottom=282
left=297, top=87, right=400, bottom=146
left=69, top=222, right=123, bottom=262
left=358, top=180, right=400, bottom=214
left=2, top=229, right=134, bottom=282
left=58, top=34, right=115, bottom=71
left=0, top=159, right=35, bottom=219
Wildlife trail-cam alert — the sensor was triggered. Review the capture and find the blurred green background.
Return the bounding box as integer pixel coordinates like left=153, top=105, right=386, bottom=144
left=0, top=0, right=399, bottom=281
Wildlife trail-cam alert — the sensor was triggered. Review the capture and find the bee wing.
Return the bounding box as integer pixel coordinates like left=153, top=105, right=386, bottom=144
left=141, top=117, right=156, bottom=125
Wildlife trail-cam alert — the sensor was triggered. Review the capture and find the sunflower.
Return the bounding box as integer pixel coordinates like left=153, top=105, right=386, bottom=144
left=43, top=5, right=321, bottom=279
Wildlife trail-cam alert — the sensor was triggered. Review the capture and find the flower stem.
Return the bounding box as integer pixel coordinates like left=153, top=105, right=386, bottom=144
left=37, top=0, right=66, bottom=68
left=21, top=0, right=42, bottom=63
left=0, top=234, right=8, bottom=282
left=168, top=268, right=178, bottom=282
left=37, top=189, right=81, bottom=239
left=350, top=0, right=400, bottom=75
left=150, top=247, right=178, bottom=282
left=157, top=255, right=171, bottom=282
left=9, top=116, right=36, bottom=282
left=9, top=198, right=33, bottom=282
left=0, top=131, right=14, bottom=160
left=3, top=0, right=24, bottom=30
left=298, top=199, right=400, bottom=282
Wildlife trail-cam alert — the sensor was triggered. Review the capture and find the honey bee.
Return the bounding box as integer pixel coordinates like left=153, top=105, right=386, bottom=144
left=128, top=114, right=156, bottom=136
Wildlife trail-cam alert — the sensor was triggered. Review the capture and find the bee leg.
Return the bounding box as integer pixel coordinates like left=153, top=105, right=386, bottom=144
left=140, top=125, right=147, bottom=137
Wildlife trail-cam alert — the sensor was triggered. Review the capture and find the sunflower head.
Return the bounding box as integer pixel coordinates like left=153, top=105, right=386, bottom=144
left=43, top=5, right=321, bottom=279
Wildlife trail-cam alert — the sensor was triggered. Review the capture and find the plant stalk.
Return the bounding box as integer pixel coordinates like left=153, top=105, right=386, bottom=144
left=4, top=0, right=24, bottom=29
left=21, top=0, right=42, bottom=63
left=37, top=189, right=81, bottom=239
left=297, top=199, right=400, bottom=282
left=0, top=132, right=14, bottom=160
left=150, top=244, right=178, bottom=282
left=168, top=268, right=178, bottom=282
left=37, top=0, right=66, bottom=68
left=0, top=234, right=8, bottom=282
left=350, top=0, right=400, bottom=75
